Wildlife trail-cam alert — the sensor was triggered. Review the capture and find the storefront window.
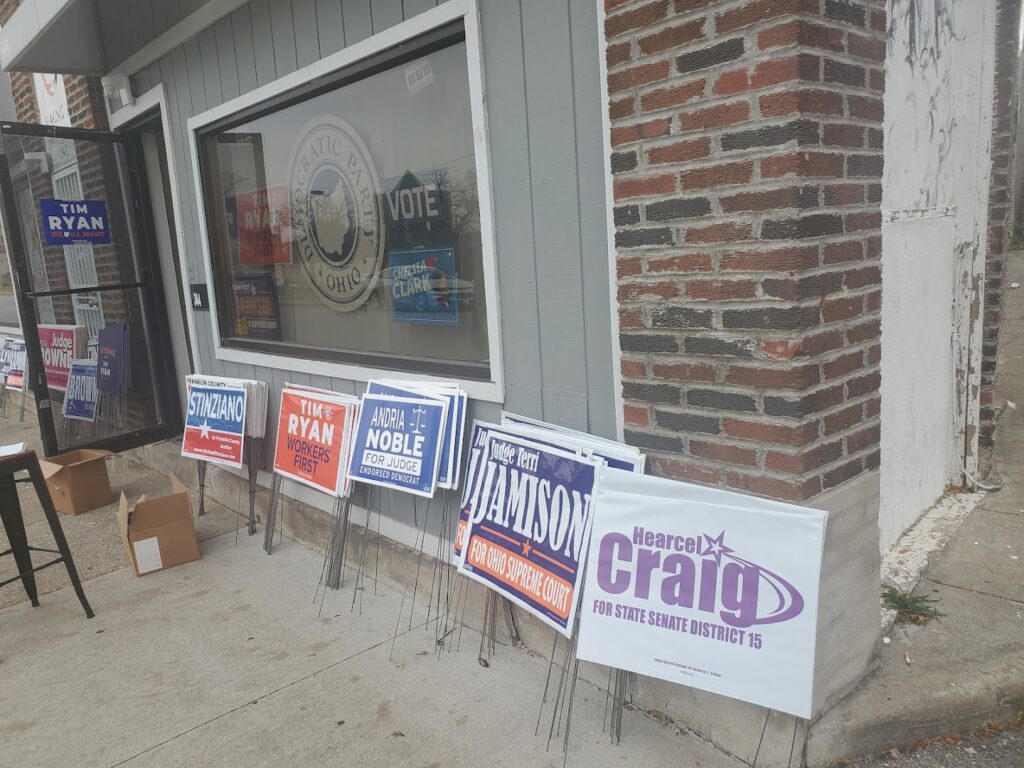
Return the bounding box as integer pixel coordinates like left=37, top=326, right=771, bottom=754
left=198, top=27, right=489, bottom=379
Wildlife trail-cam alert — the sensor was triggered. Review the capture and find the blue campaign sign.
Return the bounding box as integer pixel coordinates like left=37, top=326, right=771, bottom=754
left=62, top=360, right=98, bottom=422
left=40, top=199, right=112, bottom=245
left=388, top=248, right=458, bottom=325
left=456, top=432, right=601, bottom=636
left=348, top=393, right=446, bottom=498
left=181, top=384, right=247, bottom=467
left=366, top=380, right=458, bottom=488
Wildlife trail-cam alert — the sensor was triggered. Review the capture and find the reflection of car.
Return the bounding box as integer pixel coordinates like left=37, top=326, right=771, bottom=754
left=376, top=264, right=475, bottom=307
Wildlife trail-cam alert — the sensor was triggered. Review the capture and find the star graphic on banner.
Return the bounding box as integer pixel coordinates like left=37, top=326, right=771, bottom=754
left=701, top=531, right=733, bottom=566
left=199, top=420, right=211, bottom=440
left=522, top=540, right=532, bottom=558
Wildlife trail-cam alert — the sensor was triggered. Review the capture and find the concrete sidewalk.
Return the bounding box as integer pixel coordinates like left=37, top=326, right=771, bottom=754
left=0, top=530, right=742, bottom=768
left=807, top=254, right=1024, bottom=764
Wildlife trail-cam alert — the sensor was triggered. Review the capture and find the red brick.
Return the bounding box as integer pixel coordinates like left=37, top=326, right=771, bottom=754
left=845, top=211, right=882, bottom=232
left=685, top=279, right=757, bottom=300
left=723, top=418, right=819, bottom=447
left=607, top=41, right=631, bottom=68
left=726, top=364, right=820, bottom=390
left=847, top=424, right=880, bottom=453
left=761, top=152, right=845, bottom=179
left=720, top=186, right=809, bottom=213
left=823, top=240, right=864, bottom=264
left=685, top=222, right=752, bottom=244
left=613, top=173, right=676, bottom=200
left=824, top=403, right=863, bottom=434
left=608, top=60, right=671, bottom=94
left=639, top=19, right=705, bottom=55
left=610, top=96, right=635, bottom=120
left=618, top=280, right=679, bottom=301
left=605, top=0, right=669, bottom=39
left=758, top=20, right=842, bottom=52
left=678, top=101, right=750, bottom=132
left=648, top=137, right=712, bottom=165
left=655, top=457, right=721, bottom=486
left=823, top=123, right=865, bottom=147
left=760, top=89, right=843, bottom=117
left=762, top=330, right=843, bottom=359
left=647, top=253, right=714, bottom=272
left=823, top=183, right=865, bottom=206
left=691, top=440, right=758, bottom=467
left=681, top=160, right=753, bottom=189
left=865, top=395, right=880, bottom=418
left=623, top=404, right=651, bottom=427
left=618, top=307, right=645, bottom=329
left=821, top=295, right=863, bottom=323
left=822, top=351, right=863, bottom=380
left=844, top=266, right=881, bottom=289
left=720, top=245, right=818, bottom=272
left=848, top=33, right=885, bottom=62
left=641, top=118, right=672, bottom=138
left=848, top=95, right=884, bottom=121
left=714, top=68, right=751, bottom=96
left=617, top=255, right=643, bottom=277
left=652, top=361, right=717, bottom=381
left=847, top=319, right=881, bottom=343
left=764, top=440, right=843, bottom=474
left=724, top=471, right=821, bottom=501
left=640, top=79, right=706, bottom=112
left=715, top=0, right=813, bottom=34
left=621, top=358, right=647, bottom=378
left=750, top=56, right=803, bottom=88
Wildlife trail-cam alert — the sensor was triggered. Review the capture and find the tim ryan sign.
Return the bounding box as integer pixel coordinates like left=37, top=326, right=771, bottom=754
left=576, top=469, right=827, bottom=718
left=39, top=199, right=111, bottom=245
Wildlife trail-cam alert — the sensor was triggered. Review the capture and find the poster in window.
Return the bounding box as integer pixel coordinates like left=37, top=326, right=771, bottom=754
left=388, top=248, right=458, bottom=326
left=232, top=274, right=283, bottom=341
left=383, top=169, right=451, bottom=250
left=236, top=186, right=293, bottom=265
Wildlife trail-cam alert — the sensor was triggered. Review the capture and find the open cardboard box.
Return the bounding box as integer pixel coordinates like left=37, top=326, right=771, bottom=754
left=39, top=449, right=113, bottom=515
left=117, top=474, right=200, bottom=576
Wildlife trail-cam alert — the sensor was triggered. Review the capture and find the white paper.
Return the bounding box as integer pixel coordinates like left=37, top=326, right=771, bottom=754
left=576, top=468, right=827, bottom=718
left=0, top=442, right=25, bottom=457
left=132, top=537, right=163, bottom=574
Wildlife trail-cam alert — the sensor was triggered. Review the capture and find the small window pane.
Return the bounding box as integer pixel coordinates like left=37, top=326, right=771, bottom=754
left=199, top=33, right=489, bottom=379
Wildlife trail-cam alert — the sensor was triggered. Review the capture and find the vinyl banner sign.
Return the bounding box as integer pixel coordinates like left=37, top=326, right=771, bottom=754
left=273, top=389, right=352, bottom=496
left=39, top=199, right=111, bottom=245
left=388, top=248, right=458, bottom=325
left=457, top=432, right=602, bottom=637
left=181, top=382, right=247, bottom=468
left=347, top=393, right=445, bottom=497
left=62, top=359, right=98, bottom=421
left=576, top=469, right=827, bottom=718
left=38, top=324, right=84, bottom=390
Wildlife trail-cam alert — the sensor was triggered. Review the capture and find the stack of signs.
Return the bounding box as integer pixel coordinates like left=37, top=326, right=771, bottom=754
left=347, top=384, right=451, bottom=498
left=3, top=338, right=27, bottom=392
left=181, top=375, right=248, bottom=468
left=97, top=322, right=130, bottom=396
left=38, top=324, right=87, bottom=390
left=364, top=380, right=467, bottom=490
left=453, top=421, right=609, bottom=636
left=273, top=384, right=359, bottom=497
left=575, top=470, right=827, bottom=719
left=62, top=359, right=99, bottom=421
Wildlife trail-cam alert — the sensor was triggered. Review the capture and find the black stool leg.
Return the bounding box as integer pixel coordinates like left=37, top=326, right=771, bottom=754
left=26, top=461, right=93, bottom=619
left=0, top=473, right=38, bottom=606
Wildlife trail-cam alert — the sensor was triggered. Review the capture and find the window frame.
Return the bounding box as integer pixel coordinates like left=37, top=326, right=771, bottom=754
left=186, top=0, right=503, bottom=402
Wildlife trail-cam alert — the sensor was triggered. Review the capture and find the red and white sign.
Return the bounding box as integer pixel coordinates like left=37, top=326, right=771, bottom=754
left=237, top=186, right=293, bottom=265
left=273, top=387, right=356, bottom=496
left=38, top=324, right=84, bottom=390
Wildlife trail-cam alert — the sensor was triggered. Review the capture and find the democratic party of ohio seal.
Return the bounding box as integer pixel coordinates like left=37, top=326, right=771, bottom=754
left=289, top=117, right=385, bottom=311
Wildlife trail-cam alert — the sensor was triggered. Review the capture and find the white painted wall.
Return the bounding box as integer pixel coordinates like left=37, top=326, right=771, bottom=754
left=880, top=0, right=997, bottom=551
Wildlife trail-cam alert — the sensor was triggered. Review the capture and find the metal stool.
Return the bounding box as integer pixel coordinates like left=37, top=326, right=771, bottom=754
left=0, top=449, right=93, bottom=618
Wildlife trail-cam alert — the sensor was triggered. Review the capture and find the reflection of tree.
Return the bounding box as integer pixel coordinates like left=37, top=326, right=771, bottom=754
left=432, top=168, right=478, bottom=239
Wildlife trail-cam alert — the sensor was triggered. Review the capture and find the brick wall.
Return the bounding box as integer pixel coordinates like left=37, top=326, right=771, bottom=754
left=607, top=0, right=885, bottom=502
left=981, top=0, right=1022, bottom=446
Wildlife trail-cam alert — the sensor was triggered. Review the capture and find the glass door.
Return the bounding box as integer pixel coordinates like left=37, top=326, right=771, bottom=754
left=0, top=122, right=182, bottom=456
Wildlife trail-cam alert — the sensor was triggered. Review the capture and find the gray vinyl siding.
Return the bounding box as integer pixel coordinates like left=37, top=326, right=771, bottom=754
left=126, top=0, right=617, bottom=488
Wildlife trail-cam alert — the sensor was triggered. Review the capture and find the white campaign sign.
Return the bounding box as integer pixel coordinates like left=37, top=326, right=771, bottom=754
left=576, top=468, right=827, bottom=718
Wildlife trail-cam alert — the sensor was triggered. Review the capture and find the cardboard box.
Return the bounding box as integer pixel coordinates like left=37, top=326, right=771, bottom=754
left=117, top=475, right=200, bottom=576
left=40, top=448, right=113, bottom=515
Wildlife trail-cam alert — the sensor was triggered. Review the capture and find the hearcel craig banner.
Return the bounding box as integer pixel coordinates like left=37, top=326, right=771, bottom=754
left=576, top=469, right=827, bottom=718
left=181, top=378, right=247, bottom=468
left=347, top=393, right=445, bottom=498
left=456, top=432, right=602, bottom=637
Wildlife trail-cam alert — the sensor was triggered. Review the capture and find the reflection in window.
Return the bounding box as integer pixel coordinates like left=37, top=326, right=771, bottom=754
left=198, top=29, right=488, bottom=379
